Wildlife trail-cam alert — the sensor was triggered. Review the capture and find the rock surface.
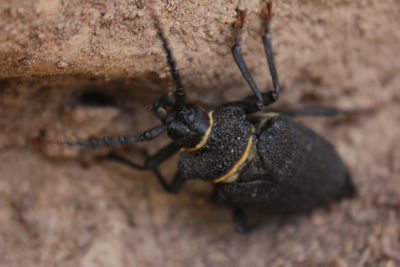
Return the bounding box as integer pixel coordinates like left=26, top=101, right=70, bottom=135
left=0, top=0, right=399, bottom=266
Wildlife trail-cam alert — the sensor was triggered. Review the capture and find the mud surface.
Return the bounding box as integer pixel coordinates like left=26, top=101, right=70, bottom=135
left=0, top=0, right=399, bottom=266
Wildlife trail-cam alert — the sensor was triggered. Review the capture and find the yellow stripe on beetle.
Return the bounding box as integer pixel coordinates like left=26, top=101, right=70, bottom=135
left=180, top=111, right=214, bottom=152
left=213, top=136, right=254, bottom=183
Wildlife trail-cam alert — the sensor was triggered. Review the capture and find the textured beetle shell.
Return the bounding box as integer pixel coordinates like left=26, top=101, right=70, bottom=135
left=177, top=106, right=355, bottom=213
left=213, top=114, right=355, bottom=213
left=178, top=105, right=253, bottom=182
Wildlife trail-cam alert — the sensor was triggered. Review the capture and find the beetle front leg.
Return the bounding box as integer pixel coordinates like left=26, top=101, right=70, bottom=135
left=262, top=2, right=280, bottom=102
left=105, top=142, right=180, bottom=170
left=107, top=152, right=186, bottom=193
left=222, top=92, right=279, bottom=114
left=231, top=9, right=264, bottom=109
left=231, top=2, right=280, bottom=112
left=104, top=142, right=186, bottom=193
left=152, top=170, right=186, bottom=194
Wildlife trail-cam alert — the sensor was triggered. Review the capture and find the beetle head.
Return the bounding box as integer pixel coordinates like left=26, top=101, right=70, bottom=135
left=164, top=103, right=209, bottom=148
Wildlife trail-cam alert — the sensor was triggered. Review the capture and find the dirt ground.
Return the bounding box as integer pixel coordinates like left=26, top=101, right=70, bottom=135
left=0, top=0, right=399, bottom=266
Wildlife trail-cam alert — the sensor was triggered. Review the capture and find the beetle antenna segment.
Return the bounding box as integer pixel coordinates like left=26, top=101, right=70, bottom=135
left=262, top=1, right=280, bottom=101
left=63, top=125, right=167, bottom=148
left=232, top=9, right=265, bottom=109
left=152, top=17, right=185, bottom=110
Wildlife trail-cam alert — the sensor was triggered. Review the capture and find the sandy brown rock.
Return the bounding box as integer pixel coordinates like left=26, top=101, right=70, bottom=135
left=0, top=0, right=399, bottom=266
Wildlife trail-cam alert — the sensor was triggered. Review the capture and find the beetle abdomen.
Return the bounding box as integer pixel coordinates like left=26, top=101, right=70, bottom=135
left=213, top=114, right=355, bottom=212
left=257, top=115, right=350, bottom=196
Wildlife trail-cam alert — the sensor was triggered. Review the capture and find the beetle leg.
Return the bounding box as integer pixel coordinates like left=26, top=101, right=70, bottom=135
left=228, top=2, right=280, bottom=114
left=106, top=142, right=180, bottom=170
left=221, top=92, right=278, bottom=114
left=284, top=107, right=372, bottom=117
left=144, top=142, right=181, bottom=169
left=104, top=142, right=186, bottom=193
left=231, top=9, right=264, bottom=109
left=152, top=170, right=186, bottom=194
left=232, top=207, right=279, bottom=233
left=107, top=152, right=186, bottom=193
left=106, top=153, right=146, bottom=170
left=261, top=2, right=280, bottom=102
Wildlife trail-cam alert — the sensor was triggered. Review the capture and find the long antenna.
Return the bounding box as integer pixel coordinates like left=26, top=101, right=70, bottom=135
left=150, top=10, right=186, bottom=109
left=62, top=125, right=166, bottom=148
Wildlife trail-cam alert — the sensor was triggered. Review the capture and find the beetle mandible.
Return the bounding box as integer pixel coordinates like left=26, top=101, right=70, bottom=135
left=67, top=2, right=356, bottom=233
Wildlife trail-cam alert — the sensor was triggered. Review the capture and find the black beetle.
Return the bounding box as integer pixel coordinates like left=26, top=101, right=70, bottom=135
left=67, top=3, right=355, bottom=233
